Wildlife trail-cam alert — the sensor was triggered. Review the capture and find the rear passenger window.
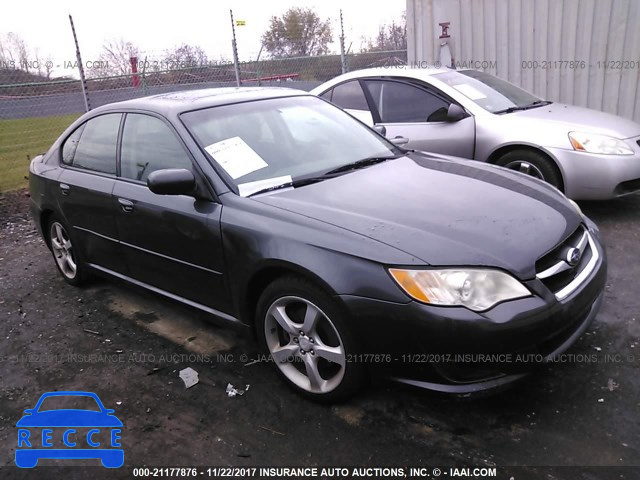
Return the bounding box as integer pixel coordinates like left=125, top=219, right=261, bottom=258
left=329, top=81, right=370, bottom=111
left=62, top=114, right=121, bottom=174
left=120, top=114, right=192, bottom=183
left=61, top=124, right=85, bottom=165
left=319, top=89, right=333, bottom=101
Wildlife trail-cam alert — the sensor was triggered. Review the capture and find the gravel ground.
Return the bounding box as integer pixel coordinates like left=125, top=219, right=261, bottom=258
left=0, top=189, right=638, bottom=480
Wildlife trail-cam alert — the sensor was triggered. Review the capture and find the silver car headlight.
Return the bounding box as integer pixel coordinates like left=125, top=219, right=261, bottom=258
left=389, top=268, right=531, bottom=312
left=568, top=131, right=634, bottom=155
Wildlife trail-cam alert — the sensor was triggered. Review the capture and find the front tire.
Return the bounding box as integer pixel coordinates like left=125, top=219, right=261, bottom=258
left=256, top=276, right=365, bottom=402
left=47, top=215, right=88, bottom=286
left=496, top=149, right=563, bottom=191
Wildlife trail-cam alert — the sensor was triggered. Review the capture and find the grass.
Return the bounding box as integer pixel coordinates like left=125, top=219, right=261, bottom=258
left=0, top=113, right=80, bottom=192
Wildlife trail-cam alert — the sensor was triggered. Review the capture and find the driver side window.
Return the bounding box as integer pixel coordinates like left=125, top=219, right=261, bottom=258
left=120, top=114, right=192, bottom=183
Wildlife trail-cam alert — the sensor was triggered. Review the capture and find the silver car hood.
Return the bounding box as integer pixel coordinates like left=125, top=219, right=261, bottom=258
left=509, top=103, right=640, bottom=139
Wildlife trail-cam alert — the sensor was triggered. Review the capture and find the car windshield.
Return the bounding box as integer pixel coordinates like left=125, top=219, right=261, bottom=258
left=38, top=395, right=101, bottom=412
left=434, top=70, right=543, bottom=113
left=181, top=95, right=399, bottom=195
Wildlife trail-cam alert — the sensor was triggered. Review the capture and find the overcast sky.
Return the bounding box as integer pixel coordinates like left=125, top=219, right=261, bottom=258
left=1, top=0, right=405, bottom=76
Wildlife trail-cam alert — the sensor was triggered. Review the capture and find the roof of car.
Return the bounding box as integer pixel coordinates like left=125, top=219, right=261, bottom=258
left=92, top=87, right=310, bottom=116
left=310, top=66, right=456, bottom=92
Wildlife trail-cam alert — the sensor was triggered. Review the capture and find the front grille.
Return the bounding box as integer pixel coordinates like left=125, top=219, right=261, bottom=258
left=536, top=225, right=598, bottom=300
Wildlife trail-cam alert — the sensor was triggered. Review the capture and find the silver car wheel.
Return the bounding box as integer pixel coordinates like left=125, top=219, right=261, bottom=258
left=504, top=160, right=545, bottom=180
left=50, top=221, right=77, bottom=279
left=264, top=296, right=346, bottom=394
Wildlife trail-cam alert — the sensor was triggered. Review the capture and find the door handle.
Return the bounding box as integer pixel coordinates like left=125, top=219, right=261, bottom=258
left=59, top=183, right=70, bottom=195
left=118, top=198, right=134, bottom=212
left=390, top=136, right=409, bottom=146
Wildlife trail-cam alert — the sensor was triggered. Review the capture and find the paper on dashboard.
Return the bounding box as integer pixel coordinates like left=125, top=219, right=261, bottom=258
left=204, top=136, right=268, bottom=179
left=452, top=84, right=487, bottom=100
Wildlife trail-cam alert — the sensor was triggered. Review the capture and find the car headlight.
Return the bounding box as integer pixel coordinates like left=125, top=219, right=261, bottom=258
left=389, top=268, right=531, bottom=311
left=568, top=132, right=634, bottom=155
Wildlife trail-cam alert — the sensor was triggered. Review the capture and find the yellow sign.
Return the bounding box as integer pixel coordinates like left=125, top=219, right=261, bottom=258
left=235, top=20, right=246, bottom=26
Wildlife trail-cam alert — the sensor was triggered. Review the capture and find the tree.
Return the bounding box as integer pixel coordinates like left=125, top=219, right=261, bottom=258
left=91, top=38, right=139, bottom=77
left=262, top=7, right=332, bottom=58
left=163, top=43, right=208, bottom=69
left=0, top=33, right=31, bottom=70
left=362, top=16, right=407, bottom=52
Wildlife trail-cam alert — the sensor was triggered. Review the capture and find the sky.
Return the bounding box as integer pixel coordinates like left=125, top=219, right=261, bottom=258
left=1, top=0, right=405, bottom=77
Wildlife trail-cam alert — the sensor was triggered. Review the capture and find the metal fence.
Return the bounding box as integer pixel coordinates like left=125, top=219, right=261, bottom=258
left=0, top=50, right=407, bottom=191
left=1, top=50, right=408, bottom=119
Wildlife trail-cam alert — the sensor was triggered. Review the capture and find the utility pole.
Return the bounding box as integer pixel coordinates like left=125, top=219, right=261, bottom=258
left=68, top=15, right=91, bottom=111
left=339, top=10, right=347, bottom=74
left=230, top=9, right=241, bottom=86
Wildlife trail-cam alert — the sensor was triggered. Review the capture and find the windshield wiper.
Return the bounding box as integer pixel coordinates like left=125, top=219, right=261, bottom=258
left=246, top=176, right=327, bottom=198
left=322, top=155, right=402, bottom=176
left=494, top=100, right=552, bottom=114
left=246, top=155, right=403, bottom=197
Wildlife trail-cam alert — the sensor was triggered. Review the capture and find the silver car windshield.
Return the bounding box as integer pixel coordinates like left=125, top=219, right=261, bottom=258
left=434, top=70, right=542, bottom=113
left=181, top=96, right=397, bottom=191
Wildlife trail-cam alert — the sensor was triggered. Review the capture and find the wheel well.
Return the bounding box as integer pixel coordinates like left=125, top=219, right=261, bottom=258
left=40, top=209, right=54, bottom=249
left=487, top=145, right=565, bottom=192
left=241, top=265, right=336, bottom=326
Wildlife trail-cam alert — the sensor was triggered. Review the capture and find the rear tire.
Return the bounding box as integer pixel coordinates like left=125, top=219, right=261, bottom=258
left=256, top=276, right=365, bottom=403
left=496, top=149, right=563, bottom=191
left=47, top=215, right=88, bottom=286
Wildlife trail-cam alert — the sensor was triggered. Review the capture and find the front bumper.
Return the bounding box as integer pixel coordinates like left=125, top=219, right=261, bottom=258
left=339, top=231, right=607, bottom=393
left=548, top=138, right=640, bottom=200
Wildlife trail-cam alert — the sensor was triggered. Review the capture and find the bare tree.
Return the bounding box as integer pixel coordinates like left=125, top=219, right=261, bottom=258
left=163, top=43, right=208, bottom=69
left=262, top=7, right=333, bottom=58
left=90, top=38, right=140, bottom=77
left=0, top=33, right=31, bottom=70
left=362, top=15, right=407, bottom=52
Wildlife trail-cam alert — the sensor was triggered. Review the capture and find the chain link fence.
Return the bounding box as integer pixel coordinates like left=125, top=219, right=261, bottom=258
left=0, top=49, right=406, bottom=191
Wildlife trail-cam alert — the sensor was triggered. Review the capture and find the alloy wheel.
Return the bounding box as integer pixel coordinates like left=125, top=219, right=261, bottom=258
left=503, top=160, right=545, bottom=180
left=50, top=221, right=77, bottom=279
left=264, top=296, right=346, bottom=394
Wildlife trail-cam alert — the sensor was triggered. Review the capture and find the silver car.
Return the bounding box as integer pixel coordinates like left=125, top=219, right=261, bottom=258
left=311, top=67, right=640, bottom=200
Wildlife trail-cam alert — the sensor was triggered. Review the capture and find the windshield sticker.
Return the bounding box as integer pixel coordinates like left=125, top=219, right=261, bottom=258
left=238, top=175, right=293, bottom=197
left=452, top=84, right=487, bottom=100
left=204, top=136, right=268, bottom=179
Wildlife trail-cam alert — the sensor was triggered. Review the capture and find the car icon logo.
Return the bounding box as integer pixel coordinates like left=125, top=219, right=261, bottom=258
left=566, top=247, right=582, bottom=267
left=15, top=391, right=124, bottom=468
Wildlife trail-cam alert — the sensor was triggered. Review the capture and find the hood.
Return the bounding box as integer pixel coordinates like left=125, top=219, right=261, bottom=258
left=509, top=103, right=640, bottom=139
left=255, top=154, right=582, bottom=279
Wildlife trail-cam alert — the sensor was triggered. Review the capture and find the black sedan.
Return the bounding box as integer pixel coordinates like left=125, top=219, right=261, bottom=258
left=29, top=87, right=606, bottom=401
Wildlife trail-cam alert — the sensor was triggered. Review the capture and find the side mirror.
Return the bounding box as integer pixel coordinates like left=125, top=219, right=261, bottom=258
left=373, top=124, right=387, bottom=136
left=147, top=169, right=196, bottom=196
left=24, top=409, right=34, bottom=415
left=446, top=103, right=467, bottom=122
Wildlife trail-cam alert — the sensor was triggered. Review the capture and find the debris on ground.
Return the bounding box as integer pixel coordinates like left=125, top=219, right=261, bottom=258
left=226, top=383, right=249, bottom=397
left=258, top=425, right=285, bottom=436
left=607, top=379, right=619, bottom=391
left=83, top=328, right=101, bottom=336
left=243, top=359, right=261, bottom=367
left=179, top=367, right=199, bottom=388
